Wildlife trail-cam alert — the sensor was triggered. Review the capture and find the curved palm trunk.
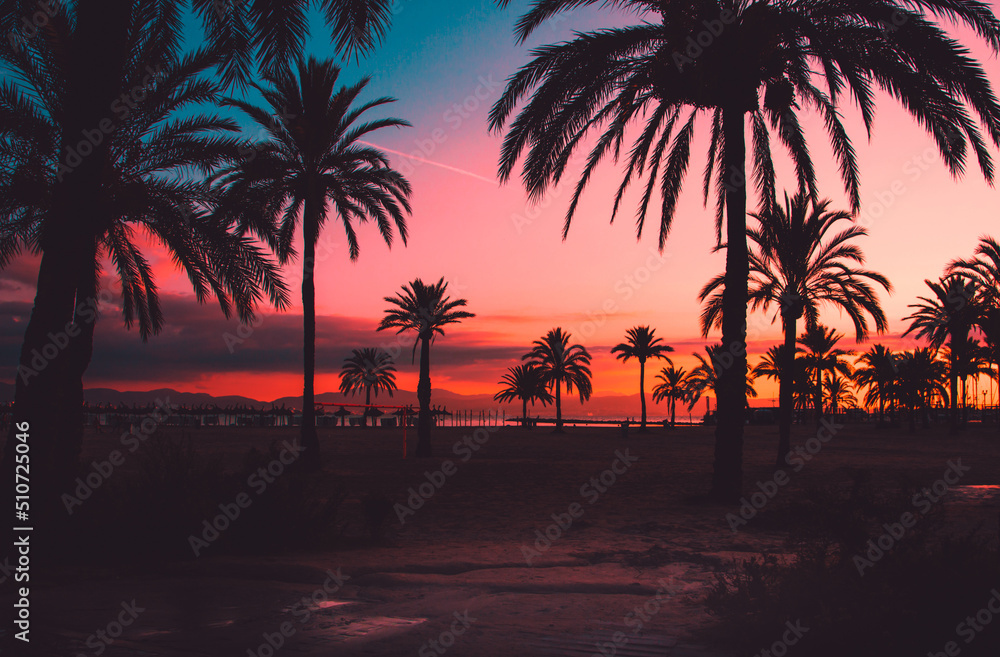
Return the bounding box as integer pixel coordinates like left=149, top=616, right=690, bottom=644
left=638, top=359, right=647, bottom=430
left=3, top=2, right=131, bottom=530
left=554, top=381, right=564, bottom=433
left=776, top=317, right=796, bottom=466
left=711, top=107, right=748, bottom=503
left=416, top=335, right=432, bottom=456
left=300, top=202, right=321, bottom=470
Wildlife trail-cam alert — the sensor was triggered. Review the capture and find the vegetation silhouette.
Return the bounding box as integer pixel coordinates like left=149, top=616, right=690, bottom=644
left=494, top=364, right=554, bottom=428
left=611, top=326, right=674, bottom=431
left=523, top=328, right=593, bottom=433
left=491, top=0, right=1000, bottom=501
left=339, top=348, right=398, bottom=428
left=701, top=192, right=889, bottom=465
left=213, top=57, right=411, bottom=468
left=378, top=277, right=474, bottom=457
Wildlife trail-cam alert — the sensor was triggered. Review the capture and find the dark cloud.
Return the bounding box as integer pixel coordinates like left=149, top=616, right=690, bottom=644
left=0, top=291, right=525, bottom=387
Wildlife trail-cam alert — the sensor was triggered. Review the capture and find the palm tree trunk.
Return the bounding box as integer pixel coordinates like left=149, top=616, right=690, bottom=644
left=554, top=382, right=563, bottom=433
left=416, top=335, right=432, bottom=456
left=711, top=106, right=748, bottom=503
left=670, top=398, right=676, bottom=427
left=300, top=202, right=321, bottom=470
left=364, top=387, right=372, bottom=428
left=3, top=1, right=131, bottom=529
left=777, top=317, right=796, bottom=466
left=949, top=355, right=959, bottom=434
left=639, top=360, right=647, bottom=430
left=522, top=398, right=528, bottom=428
left=814, top=365, right=822, bottom=426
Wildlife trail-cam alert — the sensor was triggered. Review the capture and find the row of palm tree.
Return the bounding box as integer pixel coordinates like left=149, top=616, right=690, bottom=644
left=490, top=0, right=1000, bottom=502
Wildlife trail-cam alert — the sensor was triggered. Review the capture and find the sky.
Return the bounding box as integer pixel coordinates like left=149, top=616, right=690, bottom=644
left=2, top=0, right=1000, bottom=410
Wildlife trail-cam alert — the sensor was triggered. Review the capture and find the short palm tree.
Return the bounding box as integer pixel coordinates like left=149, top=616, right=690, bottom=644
left=652, top=365, right=690, bottom=427
left=490, top=0, right=1000, bottom=501
left=339, top=348, right=397, bottom=427
left=752, top=345, right=812, bottom=415
left=903, top=274, right=982, bottom=432
left=494, top=364, right=554, bottom=428
left=214, top=57, right=411, bottom=469
left=853, top=345, right=900, bottom=425
left=611, top=326, right=674, bottom=430
left=701, top=192, right=889, bottom=464
left=523, top=328, right=593, bottom=433
left=686, top=345, right=757, bottom=412
left=798, top=324, right=853, bottom=424
left=378, top=278, right=474, bottom=456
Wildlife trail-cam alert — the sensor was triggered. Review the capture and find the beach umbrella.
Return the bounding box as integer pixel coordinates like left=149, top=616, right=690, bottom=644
left=333, top=406, right=352, bottom=426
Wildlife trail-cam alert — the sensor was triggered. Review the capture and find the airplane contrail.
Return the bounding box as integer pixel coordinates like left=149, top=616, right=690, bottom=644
left=359, top=141, right=499, bottom=185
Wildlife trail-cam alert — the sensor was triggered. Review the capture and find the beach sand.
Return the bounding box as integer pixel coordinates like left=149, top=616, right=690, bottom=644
left=30, top=422, right=1000, bottom=656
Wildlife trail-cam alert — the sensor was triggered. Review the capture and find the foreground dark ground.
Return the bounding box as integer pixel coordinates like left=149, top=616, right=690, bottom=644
left=21, top=422, right=1000, bottom=655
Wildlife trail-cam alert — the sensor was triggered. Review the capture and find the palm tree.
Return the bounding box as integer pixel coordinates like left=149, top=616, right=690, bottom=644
left=0, top=0, right=396, bottom=509
left=701, top=192, right=889, bottom=464
left=752, top=345, right=812, bottom=416
left=339, top=348, right=397, bottom=427
left=494, top=364, right=554, bottom=427
left=490, top=0, right=1000, bottom=501
left=904, top=275, right=982, bottom=432
left=824, top=373, right=858, bottom=416
left=213, top=58, right=411, bottom=469
left=797, top=324, right=853, bottom=424
left=895, top=348, right=949, bottom=431
left=686, top=345, right=757, bottom=412
left=652, top=365, right=690, bottom=427
left=0, top=25, right=288, bottom=514
left=378, top=278, right=474, bottom=456
left=853, top=345, right=900, bottom=425
left=523, top=328, right=593, bottom=433
left=950, top=236, right=1000, bottom=426
left=611, top=326, right=674, bottom=430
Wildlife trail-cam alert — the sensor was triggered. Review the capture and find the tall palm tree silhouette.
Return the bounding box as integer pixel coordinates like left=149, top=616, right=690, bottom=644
left=611, top=326, right=673, bottom=430
left=491, top=0, right=1000, bottom=500
left=797, top=324, right=853, bottom=425
left=339, top=348, right=397, bottom=427
left=951, top=236, right=1000, bottom=425
left=652, top=365, right=690, bottom=428
left=904, top=275, right=982, bottom=432
left=494, top=364, right=554, bottom=428
left=523, top=328, right=593, bottom=433
left=852, top=345, right=900, bottom=425
left=214, top=58, right=411, bottom=469
left=0, top=0, right=397, bottom=506
left=378, top=278, right=474, bottom=457
left=701, top=192, right=889, bottom=464
left=0, top=25, right=288, bottom=512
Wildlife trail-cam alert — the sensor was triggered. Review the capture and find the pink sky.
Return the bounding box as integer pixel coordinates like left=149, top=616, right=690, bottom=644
left=4, top=2, right=1000, bottom=409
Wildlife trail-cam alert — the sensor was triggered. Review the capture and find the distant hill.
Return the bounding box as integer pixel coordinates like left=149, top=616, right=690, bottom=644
left=0, top=382, right=669, bottom=418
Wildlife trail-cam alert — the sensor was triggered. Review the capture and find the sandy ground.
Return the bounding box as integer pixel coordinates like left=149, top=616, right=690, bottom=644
left=23, top=421, right=1000, bottom=656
